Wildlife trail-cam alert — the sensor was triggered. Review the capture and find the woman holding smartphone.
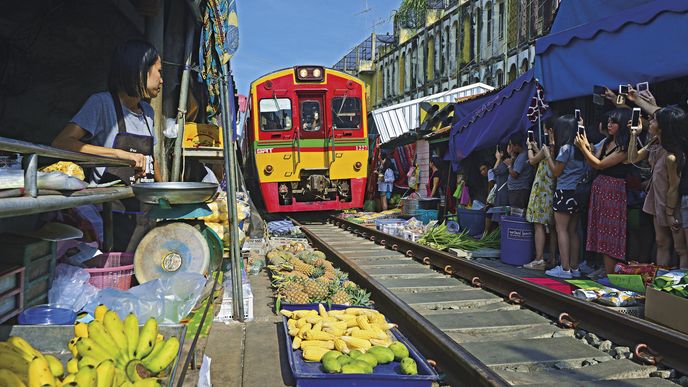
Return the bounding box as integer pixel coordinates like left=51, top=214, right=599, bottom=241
left=575, top=109, right=632, bottom=274
left=629, top=106, right=688, bottom=267
left=523, top=126, right=556, bottom=271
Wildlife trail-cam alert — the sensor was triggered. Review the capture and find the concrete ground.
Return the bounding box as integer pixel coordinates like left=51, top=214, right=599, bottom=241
left=178, top=269, right=293, bottom=386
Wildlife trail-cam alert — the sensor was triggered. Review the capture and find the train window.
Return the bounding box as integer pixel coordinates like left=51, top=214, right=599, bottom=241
left=300, top=100, right=321, bottom=131
left=332, top=97, right=362, bottom=129
left=259, top=98, right=292, bottom=131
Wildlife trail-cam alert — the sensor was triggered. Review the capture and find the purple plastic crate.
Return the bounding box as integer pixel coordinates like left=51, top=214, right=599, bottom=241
left=281, top=304, right=439, bottom=387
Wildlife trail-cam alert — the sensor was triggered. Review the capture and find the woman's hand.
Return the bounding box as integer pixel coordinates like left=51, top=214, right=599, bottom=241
left=670, top=215, right=681, bottom=231
left=639, top=89, right=657, bottom=105
left=116, top=149, right=146, bottom=170
left=575, top=131, right=589, bottom=150
left=603, top=87, right=617, bottom=102
left=542, top=144, right=551, bottom=158
left=528, top=140, right=539, bottom=153
left=503, top=157, right=513, bottom=167
left=495, top=148, right=502, bottom=160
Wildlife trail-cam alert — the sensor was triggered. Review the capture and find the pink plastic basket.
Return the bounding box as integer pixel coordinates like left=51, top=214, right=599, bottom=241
left=83, top=253, right=135, bottom=290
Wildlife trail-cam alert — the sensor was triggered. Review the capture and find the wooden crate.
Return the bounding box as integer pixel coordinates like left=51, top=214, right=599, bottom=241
left=0, top=234, right=56, bottom=295
left=0, top=265, right=24, bottom=323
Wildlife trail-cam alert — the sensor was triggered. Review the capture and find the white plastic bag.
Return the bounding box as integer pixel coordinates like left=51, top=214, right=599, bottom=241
left=48, top=264, right=100, bottom=311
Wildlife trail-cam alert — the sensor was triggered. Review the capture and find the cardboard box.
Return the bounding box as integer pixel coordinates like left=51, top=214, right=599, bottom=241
left=645, top=286, right=688, bottom=334
left=183, top=123, right=223, bottom=148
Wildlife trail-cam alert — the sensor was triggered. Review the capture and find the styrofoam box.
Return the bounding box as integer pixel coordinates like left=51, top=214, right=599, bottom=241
left=215, top=291, right=254, bottom=322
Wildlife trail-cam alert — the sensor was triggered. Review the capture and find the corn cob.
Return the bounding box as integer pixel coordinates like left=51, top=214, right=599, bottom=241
left=340, top=335, right=372, bottom=351
left=288, top=328, right=299, bottom=337
left=322, top=321, right=347, bottom=331
left=369, top=338, right=394, bottom=347
left=318, top=304, right=328, bottom=318
left=356, top=315, right=372, bottom=331
left=306, top=316, right=323, bottom=324
left=280, top=310, right=293, bottom=318
left=312, top=322, right=322, bottom=332
left=300, top=340, right=335, bottom=349
left=298, top=323, right=312, bottom=339
left=296, top=317, right=309, bottom=328
left=351, top=329, right=387, bottom=340
left=304, top=330, right=334, bottom=341
left=302, top=347, right=330, bottom=362
left=287, top=319, right=297, bottom=330
left=334, top=338, right=350, bottom=354
left=323, top=327, right=346, bottom=336
left=292, top=337, right=302, bottom=350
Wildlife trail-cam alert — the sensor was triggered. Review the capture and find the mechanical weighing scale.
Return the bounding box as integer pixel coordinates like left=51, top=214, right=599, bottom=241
left=131, top=182, right=224, bottom=284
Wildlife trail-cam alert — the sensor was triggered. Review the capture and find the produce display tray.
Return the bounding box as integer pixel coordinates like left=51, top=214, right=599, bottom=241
left=281, top=304, right=439, bottom=387
left=0, top=323, right=186, bottom=387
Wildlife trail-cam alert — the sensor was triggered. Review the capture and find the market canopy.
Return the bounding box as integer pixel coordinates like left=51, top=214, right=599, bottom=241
left=535, top=0, right=688, bottom=102
left=448, top=69, right=549, bottom=165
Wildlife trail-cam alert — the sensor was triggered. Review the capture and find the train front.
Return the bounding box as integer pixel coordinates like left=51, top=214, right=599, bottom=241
left=248, top=66, right=368, bottom=213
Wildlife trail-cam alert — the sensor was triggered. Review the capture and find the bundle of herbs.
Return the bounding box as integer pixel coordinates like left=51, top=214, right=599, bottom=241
left=418, top=223, right=500, bottom=251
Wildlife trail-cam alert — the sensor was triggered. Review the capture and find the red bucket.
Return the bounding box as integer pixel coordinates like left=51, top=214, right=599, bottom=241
left=84, top=252, right=135, bottom=290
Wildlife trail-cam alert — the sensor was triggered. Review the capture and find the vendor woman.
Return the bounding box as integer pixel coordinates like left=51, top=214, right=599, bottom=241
left=52, top=40, right=163, bottom=252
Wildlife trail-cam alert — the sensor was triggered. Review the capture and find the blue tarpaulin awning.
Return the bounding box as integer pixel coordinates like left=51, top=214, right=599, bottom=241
left=448, top=69, right=550, bottom=165
left=535, top=0, right=688, bottom=102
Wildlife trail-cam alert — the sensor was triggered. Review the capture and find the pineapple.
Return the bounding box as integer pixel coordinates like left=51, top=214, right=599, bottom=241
left=303, top=279, right=329, bottom=300
left=290, top=257, right=316, bottom=276
left=330, top=289, right=351, bottom=305
left=283, top=289, right=310, bottom=304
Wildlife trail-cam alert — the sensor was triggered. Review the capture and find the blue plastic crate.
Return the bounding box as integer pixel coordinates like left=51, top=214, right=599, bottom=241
left=374, top=218, right=405, bottom=230
left=282, top=304, right=439, bottom=387
left=413, top=209, right=438, bottom=224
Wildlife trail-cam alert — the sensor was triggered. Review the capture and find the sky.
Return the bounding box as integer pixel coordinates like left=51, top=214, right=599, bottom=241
left=231, top=0, right=402, bottom=96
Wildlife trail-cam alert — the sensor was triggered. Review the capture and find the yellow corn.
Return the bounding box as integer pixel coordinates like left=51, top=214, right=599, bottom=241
left=370, top=313, right=387, bottom=324
left=345, top=319, right=359, bottom=328
left=323, top=327, right=346, bottom=337
left=322, top=316, right=338, bottom=323
left=334, top=338, right=350, bottom=354
left=293, top=310, right=311, bottom=319
left=369, top=338, right=393, bottom=347
left=318, top=304, right=328, bottom=318
left=300, top=340, right=335, bottom=349
left=371, top=326, right=386, bottom=336
left=288, top=328, right=299, bottom=337
left=292, top=336, right=302, bottom=350
left=373, top=322, right=396, bottom=331
left=312, top=322, right=322, bottom=332
left=356, top=316, right=372, bottom=331
left=345, top=308, right=368, bottom=315
left=280, top=310, right=293, bottom=318
left=351, top=329, right=387, bottom=340
left=296, top=317, right=309, bottom=328
left=307, top=310, right=319, bottom=317
left=306, top=316, right=323, bottom=324
left=298, top=323, right=312, bottom=339
left=340, top=335, right=372, bottom=351
left=304, top=330, right=334, bottom=341
left=287, top=319, right=297, bottom=330
left=322, top=321, right=347, bottom=331
left=302, top=347, right=330, bottom=362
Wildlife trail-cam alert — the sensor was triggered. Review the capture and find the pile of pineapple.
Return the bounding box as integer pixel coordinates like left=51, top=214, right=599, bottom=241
left=266, top=243, right=371, bottom=306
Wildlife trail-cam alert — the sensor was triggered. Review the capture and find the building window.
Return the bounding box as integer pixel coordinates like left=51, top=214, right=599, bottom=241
left=487, top=5, right=492, bottom=43
left=476, top=8, right=482, bottom=61
left=498, top=2, right=505, bottom=39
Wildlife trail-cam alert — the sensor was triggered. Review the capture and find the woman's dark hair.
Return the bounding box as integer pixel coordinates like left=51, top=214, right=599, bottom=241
left=382, top=157, right=392, bottom=170
left=656, top=106, right=688, bottom=165
left=553, top=114, right=583, bottom=160
left=108, top=40, right=159, bottom=98
left=606, top=108, right=632, bottom=151
left=430, top=156, right=442, bottom=169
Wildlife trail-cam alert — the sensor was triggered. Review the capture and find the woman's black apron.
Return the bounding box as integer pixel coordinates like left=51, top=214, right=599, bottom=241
left=101, top=92, right=154, bottom=251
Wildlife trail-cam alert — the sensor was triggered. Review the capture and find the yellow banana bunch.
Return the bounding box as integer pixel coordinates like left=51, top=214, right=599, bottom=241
left=141, top=337, right=180, bottom=374
left=28, top=356, right=55, bottom=387
left=0, top=368, right=26, bottom=387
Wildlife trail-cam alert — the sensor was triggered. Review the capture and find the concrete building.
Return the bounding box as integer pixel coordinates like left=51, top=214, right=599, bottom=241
left=335, top=0, right=559, bottom=111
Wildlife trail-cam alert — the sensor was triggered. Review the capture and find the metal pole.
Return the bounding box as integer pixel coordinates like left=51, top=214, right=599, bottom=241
left=24, top=153, right=37, bottom=198
left=171, top=15, right=196, bottom=182
left=146, top=5, right=167, bottom=182
left=220, top=63, right=245, bottom=321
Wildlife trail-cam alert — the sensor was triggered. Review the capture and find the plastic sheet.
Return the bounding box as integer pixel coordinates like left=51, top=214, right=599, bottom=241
left=88, top=272, right=207, bottom=323
left=0, top=169, right=88, bottom=190
left=48, top=264, right=100, bottom=311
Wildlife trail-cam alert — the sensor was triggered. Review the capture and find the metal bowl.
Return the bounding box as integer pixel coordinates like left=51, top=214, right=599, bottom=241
left=131, top=182, right=219, bottom=205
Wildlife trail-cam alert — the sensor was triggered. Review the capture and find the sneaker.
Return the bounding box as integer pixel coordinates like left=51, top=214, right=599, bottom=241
left=570, top=268, right=582, bottom=278
left=545, top=265, right=573, bottom=279
left=523, top=260, right=546, bottom=270
left=587, top=267, right=607, bottom=280
left=578, top=261, right=595, bottom=275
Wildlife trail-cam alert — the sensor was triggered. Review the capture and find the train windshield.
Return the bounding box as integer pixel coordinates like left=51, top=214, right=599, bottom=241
left=332, top=97, right=362, bottom=129
left=300, top=100, right=322, bottom=132
left=259, top=98, right=292, bottom=131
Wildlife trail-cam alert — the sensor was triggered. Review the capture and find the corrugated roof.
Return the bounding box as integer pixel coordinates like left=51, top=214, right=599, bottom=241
left=372, top=83, right=493, bottom=144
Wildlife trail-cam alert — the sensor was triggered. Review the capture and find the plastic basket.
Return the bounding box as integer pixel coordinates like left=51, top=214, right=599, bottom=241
left=83, top=253, right=134, bottom=290
left=414, top=209, right=438, bottom=224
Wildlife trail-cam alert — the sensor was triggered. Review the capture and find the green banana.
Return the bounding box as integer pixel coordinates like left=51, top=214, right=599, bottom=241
left=103, top=311, right=130, bottom=362
left=125, top=360, right=151, bottom=383
left=75, top=338, right=113, bottom=364
left=0, top=367, right=27, bottom=386
left=124, top=313, right=140, bottom=360
left=134, top=318, right=158, bottom=359
left=74, top=364, right=97, bottom=387
left=28, top=356, right=55, bottom=387
left=87, top=321, right=119, bottom=355
left=95, top=359, right=115, bottom=387
left=44, top=354, right=63, bottom=378
left=142, top=337, right=180, bottom=374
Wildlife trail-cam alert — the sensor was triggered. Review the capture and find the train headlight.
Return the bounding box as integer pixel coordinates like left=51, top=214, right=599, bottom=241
left=353, top=161, right=362, bottom=171
left=264, top=165, right=274, bottom=175
left=312, top=68, right=321, bottom=78
left=299, top=68, right=308, bottom=78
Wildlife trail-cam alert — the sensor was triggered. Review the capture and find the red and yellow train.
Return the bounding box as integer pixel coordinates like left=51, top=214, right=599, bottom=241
left=242, top=66, right=368, bottom=213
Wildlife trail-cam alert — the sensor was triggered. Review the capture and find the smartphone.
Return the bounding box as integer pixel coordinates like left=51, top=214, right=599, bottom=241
left=577, top=125, right=585, bottom=136
left=527, top=130, right=535, bottom=143
left=617, top=94, right=625, bottom=105
left=593, top=94, right=605, bottom=106
left=637, top=82, right=649, bottom=92
left=574, top=109, right=581, bottom=121
left=544, top=132, right=550, bottom=145
left=619, top=84, right=630, bottom=95
left=593, top=85, right=606, bottom=95
left=631, top=107, right=641, bottom=129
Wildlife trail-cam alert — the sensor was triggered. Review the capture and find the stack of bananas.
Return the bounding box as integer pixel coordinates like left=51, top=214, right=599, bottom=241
left=282, top=305, right=397, bottom=362
left=0, top=304, right=180, bottom=386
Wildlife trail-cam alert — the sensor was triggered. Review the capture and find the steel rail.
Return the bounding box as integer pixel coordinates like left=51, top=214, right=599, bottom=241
left=298, top=220, right=510, bottom=387
left=326, top=216, right=688, bottom=376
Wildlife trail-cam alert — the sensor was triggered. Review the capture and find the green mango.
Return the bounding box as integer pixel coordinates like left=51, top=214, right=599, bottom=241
left=341, top=363, right=365, bottom=374
left=349, top=349, right=363, bottom=359
left=336, top=355, right=353, bottom=366
left=352, top=360, right=373, bottom=374
left=321, top=350, right=342, bottom=363
left=400, top=357, right=418, bottom=375
left=322, top=358, right=342, bottom=373
left=368, top=346, right=395, bottom=364
left=357, top=353, right=378, bottom=368
left=389, top=342, right=410, bottom=361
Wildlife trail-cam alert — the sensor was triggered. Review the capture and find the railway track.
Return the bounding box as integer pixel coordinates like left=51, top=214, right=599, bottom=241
left=297, top=217, right=688, bottom=387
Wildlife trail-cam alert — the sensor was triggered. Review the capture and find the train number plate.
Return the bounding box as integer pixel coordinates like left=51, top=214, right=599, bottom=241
left=355, top=145, right=368, bottom=151
left=256, top=148, right=274, bottom=154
